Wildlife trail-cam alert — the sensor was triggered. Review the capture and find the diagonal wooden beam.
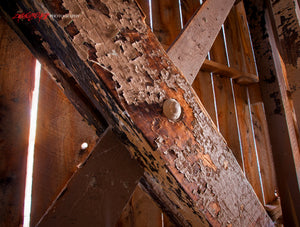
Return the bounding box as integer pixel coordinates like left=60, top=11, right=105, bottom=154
left=167, top=0, right=236, bottom=84
left=0, top=0, right=272, bottom=225
left=36, top=128, right=143, bottom=226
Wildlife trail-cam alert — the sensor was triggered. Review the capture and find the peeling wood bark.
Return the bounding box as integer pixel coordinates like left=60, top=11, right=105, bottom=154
left=167, top=0, right=236, bottom=84
left=0, top=0, right=272, bottom=226
left=244, top=0, right=300, bottom=226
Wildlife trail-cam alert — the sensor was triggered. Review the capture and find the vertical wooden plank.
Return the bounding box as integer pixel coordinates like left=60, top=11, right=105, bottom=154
left=192, top=72, right=218, bottom=126
left=151, top=0, right=181, bottom=50
left=225, top=6, right=264, bottom=203
left=0, top=18, right=35, bottom=227
left=251, top=102, right=277, bottom=205
left=30, top=69, right=100, bottom=226
left=180, top=0, right=200, bottom=25
left=235, top=1, right=278, bottom=206
left=210, top=31, right=244, bottom=168
left=234, top=1, right=257, bottom=75
left=244, top=0, right=300, bottom=225
left=234, top=84, right=264, bottom=203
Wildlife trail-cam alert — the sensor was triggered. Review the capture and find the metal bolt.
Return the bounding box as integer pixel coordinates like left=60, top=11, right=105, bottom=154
left=163, top=98, right=181, bottom=121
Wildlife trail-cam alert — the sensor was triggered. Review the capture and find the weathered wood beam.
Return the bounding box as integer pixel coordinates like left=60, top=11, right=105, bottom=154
left=35, top=128, right=143, bottom=226
left=243, top=0, right=300, bottom=226
left=0, top=0, right=272, bottom=225
left=0, top=4, right=108, bottom=136
left=268, top=0, right=300, bottom=139
left=167, top=0, right=236, bottom=84
left=201, top=59, right=259, bottom=83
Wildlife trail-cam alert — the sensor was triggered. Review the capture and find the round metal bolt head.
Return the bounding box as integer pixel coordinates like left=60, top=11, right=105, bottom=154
left=163, top=98, right=181, bottom=121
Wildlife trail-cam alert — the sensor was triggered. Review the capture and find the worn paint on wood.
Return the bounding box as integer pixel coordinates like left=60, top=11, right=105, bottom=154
left=30, top=69, right=99, bottom=226
left=0, top=0, right=273, bottom=225
left=0, top=18, right=35, bottom=227
left=244, top=0, right=300, bottom=225
left=269, top=0, right=300, bottom=177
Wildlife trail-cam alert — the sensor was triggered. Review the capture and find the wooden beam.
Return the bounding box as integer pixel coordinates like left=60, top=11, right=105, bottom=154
left=0, top=0, right=272, bottom=225
left=201, top=59, right=259, bottom=83
left=268, top=0, right=300, bottom=139
left=167, top=0, right=236, bottom=84
left=244, top=0, right=300, bottom=226
left=36, top=128, right=143, bottom=226
left=0, top=17, right=35, bottom=227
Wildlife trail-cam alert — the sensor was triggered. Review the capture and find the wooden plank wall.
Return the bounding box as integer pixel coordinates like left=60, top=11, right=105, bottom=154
left=119, top=0, right=279, bottom=224
left=30, top=69, right=100, bottom=226
left=0, top=17, right=35, bottom=227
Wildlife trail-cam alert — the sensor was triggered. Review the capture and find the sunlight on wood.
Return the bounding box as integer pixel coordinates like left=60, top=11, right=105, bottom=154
left=23, top=60, right=41, bottom=227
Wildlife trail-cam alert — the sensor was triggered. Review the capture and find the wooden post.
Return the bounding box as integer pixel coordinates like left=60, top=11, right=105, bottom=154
left=244, top=0, right=300, bottom=225
left=268, top=0, right=300, bottom=141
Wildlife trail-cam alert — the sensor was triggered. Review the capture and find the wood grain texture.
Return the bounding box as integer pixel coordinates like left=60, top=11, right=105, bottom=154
left=244, top=0, right=300, bottom=225
left=180, top=0, right=200, bottom=25
left=210, top=30, right=244, bottom=169
left=151, top=0, right=181, bottom=50
left=168, top=0, right=236, bottom=84
left=268, top=0, right=300, bottom=178
left=0, top=17, right=35, bottom=227
left=192, top=71, right=218, bottom=126
left=0, top=0, right=273, bottom=225
left=269, top=0, right=300, bottom=138
left=224, top=5, right=264, bottom=203
left=250, top=103, right=277, bottom=205
left=30, top=69, right=100, bottom=226
left=234, top=1, right=278, bottom=206
left=37, top=128, right=143, bottom=226
left=116, top=184, right=163, bottom=227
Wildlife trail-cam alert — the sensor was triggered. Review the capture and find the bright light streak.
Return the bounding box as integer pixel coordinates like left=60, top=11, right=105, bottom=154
left=149, top=0, right=153, bottom=31
left=23, top=60, right=41, bottom=227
